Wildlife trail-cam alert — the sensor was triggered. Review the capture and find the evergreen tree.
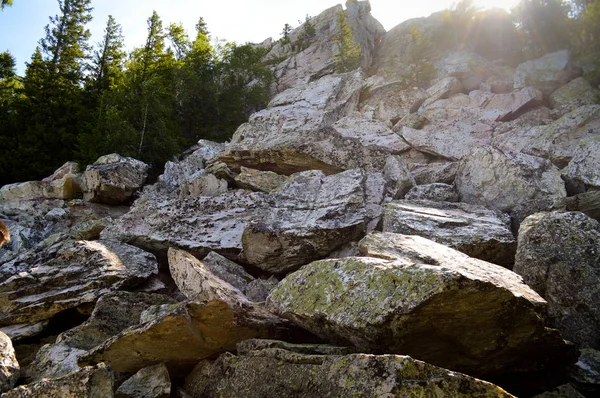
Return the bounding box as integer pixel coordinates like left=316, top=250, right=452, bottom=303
left=281, top=23, right=292, bottom=45
left=0, top=51, right=21, bottom=185
left=333, top=11, right=361, bottom=72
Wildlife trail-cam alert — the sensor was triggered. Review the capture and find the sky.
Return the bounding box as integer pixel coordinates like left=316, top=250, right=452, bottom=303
left=0, top=0, right=519, bottom=75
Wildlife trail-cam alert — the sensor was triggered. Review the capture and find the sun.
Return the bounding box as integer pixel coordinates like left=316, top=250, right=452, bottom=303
left=472, top=0, right=520, bottom=12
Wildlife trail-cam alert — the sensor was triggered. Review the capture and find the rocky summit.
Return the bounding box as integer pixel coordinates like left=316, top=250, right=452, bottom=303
left=1, top=1, right=599, bottom=397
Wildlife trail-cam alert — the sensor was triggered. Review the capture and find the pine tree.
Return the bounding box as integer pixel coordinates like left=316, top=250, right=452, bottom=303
left=90, top=15, right=125, bottom=92
left=334, top=11, right=361, bottom=73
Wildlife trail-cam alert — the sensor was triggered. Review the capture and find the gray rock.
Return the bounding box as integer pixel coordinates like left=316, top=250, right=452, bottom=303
left=550, top=77, right=599, bottom=116
left=168, top=248, right=250, bottom=305
left=514, top=50, right=578, bottom=96
left=0, top=162, right=81, bottom=202
left=268, top=232, right=575, bottom=381
left=183, top=341, right=515, bottom=398
left=1, top=330, right=19, bottom=393
left=383, top=155, right=416, bottom=200
left=359, top=82, right=428, bottom=123
left=568, top=135, right=600, bottom=188
left=0, top=240, right=158, bottom=328
left=116, top=363, right=171, bottom=398
left=81, top=154, right=149, bottom=205
left=455, top=146, right=566, bottom=228
left=242, top=169, right=374, bottom=274
left=494, top=104, right=600, bottom=169
left=381, top=200, right=516, bottom=266
left=28, top=292, right=175, bottom=381
left=410, top=161, right=458, bottom=185
left=78, top=300, right=296, bottom=374
left=234, top=167, right=288, bottom=193
left=565, top=189, right=600, bottom=222
left=514, top=212, right=600, bottom=349
left=533, top=384, right=586, bottom=398
left=200, top=251, right=255, bottom=292
left=421, top=77, right=463, bottom=109
left=571, top=348, right=600, bottom=395
left=2, top=364, right=114, bottom=398
left=404, top=183, right=459, bottom=202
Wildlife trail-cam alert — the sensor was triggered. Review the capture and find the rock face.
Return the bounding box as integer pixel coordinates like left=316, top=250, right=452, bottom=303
left=183, top=340, right=515, bottom=398
left=514, top=212, right=600, bottom=349
left=115, top=363, right=171, bottom=398
left=381, top=200, right=516, bottom=266
left=27, top=292, right=175, bottom=381
left=0, top=239, right=158, bottom=329
left=81, top=154, right=149, bottom=205
left=455, top=146, right=566, bottom=228
left=514, top=50, right=578, bottom=96
left=264, top=2, right=385, bottom=93
left=0, top=330, right=19, bottom=393
left=2, top=364, right=114, bottom=398
left=268, top=233, right=574, bottom=382
left=550, top=77, right=599, bottom=116
left=79, top=300, right=296, bottom=374
left=241, top=169, right=375, bottom=274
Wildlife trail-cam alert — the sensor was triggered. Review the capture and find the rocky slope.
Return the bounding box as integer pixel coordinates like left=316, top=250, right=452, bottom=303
left=1, top=2, right=599, bottom=397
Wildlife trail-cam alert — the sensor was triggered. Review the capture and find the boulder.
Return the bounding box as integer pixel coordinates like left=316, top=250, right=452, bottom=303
left=455, top=146, right=566, bottom=228
left=494, top=104, right=600, bottom=168
left=0, top=240, right=158, bottom=328
left=382, top=155, right=416, bottom=199
left=184, top=340, right=515, bottom=398
left=410, top=161, right=458, bottom=185
left=242, top=169, right=375, bottom=274
left=533, top=384, right=586, bottom=398
left=0, top=162, right=81, bottom=202
left=175, top=174, right=228, bottom=199
left=568, top=135, right=600, bottom=188
left=440, top=51, right=497, bottom=92
left=359, top=81, right=428, bottom=123
left=168, top=248, right=250, bottom=305
left=268, top=233, right=575, bottom=382
left=404, top=183, right=459, bottom=202
left=514, top=50, right=578, bottom=96
left=101, top=190, right=270, bottom=260
left=565, top=189, right=600, bottom=222
left=234, top=167, right=288, bottom=193
left=421, top=77, right=463, bottom=109
left=78, top=300, right=296, bottom=374
left=116, top=363, right=171, bottom=398
left=381, top=200, right=516, bottom=266
left=514, top=212, right=600, bottom=349
left=27, top=292, right=175, bottom=381
left=2, top=364, right=114, bottom=398
left=200, top=252, right=278, bottom=302
left=81, top=154, right=149, bottom=205
left=550, top=77, right=599, bottom=116
left=1, top=330, right=19, bottom=393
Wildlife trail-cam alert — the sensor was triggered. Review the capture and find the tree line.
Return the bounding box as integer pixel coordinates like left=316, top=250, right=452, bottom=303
left=0, top=0, right=272, bottom=185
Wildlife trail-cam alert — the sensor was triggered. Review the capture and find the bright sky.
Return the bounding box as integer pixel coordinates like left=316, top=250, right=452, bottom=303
left=0, top=0, right=519, bottom=75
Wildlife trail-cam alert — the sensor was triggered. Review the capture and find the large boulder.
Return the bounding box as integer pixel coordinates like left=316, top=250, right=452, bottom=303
left=568, top=135, right=600, bottom=188
left=264, top=2, right=385, bottom=93
left=514, top=50, right=579, bottom=96
left=81, top=154, right=149, bottom=205
left=381, top=200, right=516, bottom=266
left=183, top=340, right=515, bottom=398
left=494, top=104, right=600, bottom=169
left=27, top=292, right=175, bottom=381
left=455, top=146, right=566, bottom=228
left=550, top=77, right=600, bottom=116
left=268, top=233, right=575, bottom=383
left=0, top=239, right=158, bottom=329
left=78, top=300, right=297, bottom=374
left=0, top=330, right=19, bottom=393
left=2, top=364, right=114, bottom=398
left=115, top=363, right=171, bottom=398
left=0, top=162, right=81, bottom=202
left=241, top=169, right=377, bottom=274
left=513, top=212, right=600, bottom=349
left=359, top=81, right=428, bottom=124
left=234, top=167, right=288, bottom=193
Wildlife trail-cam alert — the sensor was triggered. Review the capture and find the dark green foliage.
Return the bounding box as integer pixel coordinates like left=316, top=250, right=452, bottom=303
left=296, top=15, right=316, bottom=52
left=334, top=11, right=361, bottom=73
left=0, top=0, right=12, bottom=9
left=280, top=23, right=292, bottom=45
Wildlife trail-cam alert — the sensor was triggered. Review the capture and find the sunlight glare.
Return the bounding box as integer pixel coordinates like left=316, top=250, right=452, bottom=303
left=472, top=0, right=520, bottom=12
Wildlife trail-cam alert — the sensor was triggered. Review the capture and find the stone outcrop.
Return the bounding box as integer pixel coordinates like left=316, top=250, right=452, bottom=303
left=514, top=50, right=579, bottom=96
left=0, top=162, right=81, bottom=202
left=2, top=364, right=114, bottom=398
left=0, top=239, right=158, bottom=330
left=183, top=340, right=514, bottom=398
left=514, top=212, right=600, bottom=349
left=268, top=232, right=575, bottom=383
left=78, top=300, right=296, bottom=374
left=81, top=154, right=149, bottom=205
left=242, top=169, right=377, bottom=274
left=455, top=146, right=566, bottom=228
left=115, top=363, right=171, bottom=398
left=0, top=330, right=19, bottom=393
left=381, top=200, right=516, bottom=266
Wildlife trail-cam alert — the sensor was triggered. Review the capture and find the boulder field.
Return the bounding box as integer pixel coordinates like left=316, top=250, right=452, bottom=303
left=1, top=1, right=599, bottom=397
